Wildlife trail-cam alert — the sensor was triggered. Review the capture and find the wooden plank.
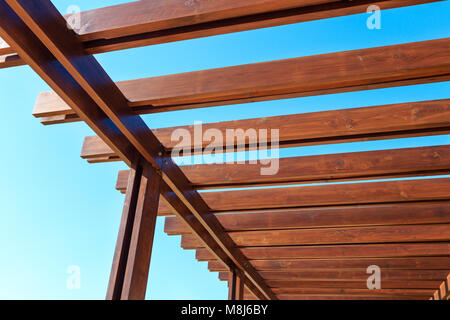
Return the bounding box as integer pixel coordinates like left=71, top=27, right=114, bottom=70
left=272, top=288, right=433, bottom=297
left=266, top=279, right=442, bottom=289
left=2, top=0, right=274, bottom=300
left=83, top=99, right=450, bottom=164
left=184, top=178, right=450, bottom=213
left=33, top=38, right=450, bottom=119
left=274, top=294, right=425, bottom=300
left=2, top=0, right=441, bottom=68
left=219, top=270, right=450, bottom=281
left=106, top=163, right=160, bottom=300
left=181, top=224, right=450, bottom=249
left=164, top=202, right=450, bottom=234
left=154, top=178, right=450, bottom=215
left=196, top=243, right=450, bottom=261
left=116, top=145, right=450, bottom=189
left=208, top=257, right=450, bottom=272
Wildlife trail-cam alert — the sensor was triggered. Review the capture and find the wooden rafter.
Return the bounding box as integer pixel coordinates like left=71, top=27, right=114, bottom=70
left=32, top=39, right=450, bottom=121
left=0, top=0, right=442, bottom=69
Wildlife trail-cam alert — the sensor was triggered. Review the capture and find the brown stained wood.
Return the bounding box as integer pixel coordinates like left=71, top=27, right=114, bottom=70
left=437, top=274, right=450, bottom=300
left=189, top=178, right=450, bottom=213
left=208, top=257, right=450, bottom=272
left=266, top=279, right=442, bottom=289
left=120, top=164, right=161, bottom=300
left=106, top=163, right=161, bottom=300
left=228, top=269, right=245, bottom=300
left=271, top=288, right=433, bottom=298
left=180, top=224, right=450, bottom=249
left=219, top=270, right=450, bottom=281
left=274, top=294, right=425, bottom=300
left=2, top=0, right=441, bottom=68
left=33, top=38, right=450, bottom=119
left=116, top=145, right=450, bottom=189
left=164, top=202, right=450, bottom=234
left=3, top=0, right=274, bottom=300
left=196, top=243, right=450, bottom=261
left=83, top=99, right=450, bottom=164
left=153, top=178, right=450, bottom=215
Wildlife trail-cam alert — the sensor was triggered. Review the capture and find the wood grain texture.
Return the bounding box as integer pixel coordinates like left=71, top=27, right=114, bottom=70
left=196, top=243, right=450, bottom=261
left=208, top=257, right=450, bottom=272
left=114, top=145, right=450, bottom=190
left=2, top=0, right=440, bottom=68
left=164, top=202, right=450, bottom=234
left=219, top=270, right=450, bottom=281
left=180, top=224, right=450, bottom=249
left=33, top=38, right=450, bottom=119
left=156, top=178, right=450, bottom=214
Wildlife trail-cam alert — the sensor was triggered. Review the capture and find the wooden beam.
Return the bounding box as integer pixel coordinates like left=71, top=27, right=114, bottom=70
left=266, top=279, right=442, bottom=289
left=113, top=145, right=450, bottom=190
left=82, top=99, right=450, bottom=164
left=157, top=178, right=450, bottom=215
left=219, top=270, right=450, bottom=281
left=1, top=0, right=275, bottom=300
left=274, top=294, right=426, bottom=300
left=33, top=38, right=450, bottom=119
left=2, top=0, right=441, bottom=68
left=208, top=257, right=450, bottom=272
left=164, top=202, right=450, bottom=234
left=195, top=243, right=450, bottom=261
left=181, top=224, right=450, bottom=249
left=106, top=163, right=160, bottom=300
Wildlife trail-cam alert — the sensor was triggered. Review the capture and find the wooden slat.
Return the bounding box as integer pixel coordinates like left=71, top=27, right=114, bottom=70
left=196, top=243, right=450, bottom=261
left=208, top=257, right=450, bottom=272
left=219, top=270, right=450, bottom=281
left=180, top=224, right=450, bottom=249
left=164, top=202, right=450, bottom=234
left=436, top=274, right=450, bottom=300
left=116, top=145, right=450, bottom=190
left=274, top=294, right=425, bottom=300
left=83, top=99, right=450, bottom=164
left=266, top=279, right=442, bottom=289
left=271, top=288, right=433, bottom=297
left=33, top=38, right=450, bottom=119
left=157, top=178, right=450, bottom=214
left=2, top=0, right=274, bottom=300
left=2, top=0, right=440, bottom=68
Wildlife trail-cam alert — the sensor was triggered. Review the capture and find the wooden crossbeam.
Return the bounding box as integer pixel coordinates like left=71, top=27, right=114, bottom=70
left=219, top=270, right=450, bottom=281
left=33, top=38, right=450, bottom=121
left=180, top=224, right=450, bottom=248
left=208, top=257, right=450, bottom=272
left=154, top=178, right=450, bottom=215
left=164, top=202, right=450, bottom=234
left=1, top=0, right=275, bottom=300
left=114, top=145, right=450, bottom=190
left=266, top=279, right=443, bottom=289
left=195, top=243, right=450, bottom=261
left=1, top=0, right=441, bottom=69
left=434, top=274, right=450, bottom=300
left=81, top=99, right=450, bottom=163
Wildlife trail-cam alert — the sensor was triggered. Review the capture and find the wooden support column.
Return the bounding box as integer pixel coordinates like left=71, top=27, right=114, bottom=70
left=228, top=270, right=245, bottom=300
left=106, top=161, right=161, bottom=300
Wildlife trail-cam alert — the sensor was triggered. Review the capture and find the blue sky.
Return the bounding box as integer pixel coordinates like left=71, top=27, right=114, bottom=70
left=0, top=0, right=449, bottom=299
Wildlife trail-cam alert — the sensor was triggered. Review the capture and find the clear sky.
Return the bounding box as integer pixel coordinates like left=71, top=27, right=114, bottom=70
left=0, top=0, right=449, bottom=300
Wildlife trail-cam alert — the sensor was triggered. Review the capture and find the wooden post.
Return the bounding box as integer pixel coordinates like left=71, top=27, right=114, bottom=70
left=106, top=161, right=161, bottom=300
left=228, top=270, right=245, bottom=300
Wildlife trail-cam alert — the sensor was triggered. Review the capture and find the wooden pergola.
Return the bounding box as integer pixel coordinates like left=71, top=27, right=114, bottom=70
left=1, top=0, right=449, bottom=300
